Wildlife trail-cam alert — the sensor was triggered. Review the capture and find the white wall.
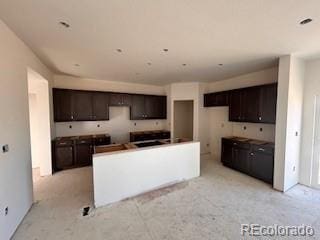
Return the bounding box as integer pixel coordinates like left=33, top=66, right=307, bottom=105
left=56, top=107, right=167, bottom=143
left=28, top=94, right=40, bottom=168
left=205, top=67, right=278, bottom=160
left=28, top=70, right=52, bottom=176
left=93, top=142, right=200, bottom=207
left=0, top=20, right=53, bottom=240
left=300, top=58, right=320, bottom=187
left=167, top=82, right=210, bottom=153
left=54, top=75, right=168, bottom=142
left=274, top=55, right=305, bottom=192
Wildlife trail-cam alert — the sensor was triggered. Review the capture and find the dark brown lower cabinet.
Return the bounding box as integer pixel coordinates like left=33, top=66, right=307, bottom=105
left=75, top=139, right=93, bottom=167
left=221, top=138, right=274, bottom=184
left=130, top=130, right=171, bottom=142
left=52, top=135, right=110, bottom=172
left=55, top=145, right=74, bottom=170
left=250, top=146, right=274, bottom=184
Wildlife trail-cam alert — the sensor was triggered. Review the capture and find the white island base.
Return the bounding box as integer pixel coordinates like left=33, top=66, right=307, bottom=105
left=93, top=141, right=200, bottom=207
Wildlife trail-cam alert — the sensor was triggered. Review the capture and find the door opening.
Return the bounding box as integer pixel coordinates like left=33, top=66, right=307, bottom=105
left=27, top=68, right=52, bottom=185
left=173, top=100, right=194, bottom=140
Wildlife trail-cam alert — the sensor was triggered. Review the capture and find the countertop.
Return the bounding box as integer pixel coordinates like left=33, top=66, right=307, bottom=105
left=224, top=136, right=275, bottom=148
left=55, top=133, right=110, bottom=141
left=130, top=130, right=170, bottom=135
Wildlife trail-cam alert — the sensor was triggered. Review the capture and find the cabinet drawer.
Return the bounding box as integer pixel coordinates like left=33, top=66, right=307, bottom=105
left=161, top=132, right=170, bottom=139
left=94, top=137, right=111, bottom=146
left=55, top=140, right=74, bottom=146
left=252, top=145, right=274, bottom=154
left=76, top=139, right=92, bottom=145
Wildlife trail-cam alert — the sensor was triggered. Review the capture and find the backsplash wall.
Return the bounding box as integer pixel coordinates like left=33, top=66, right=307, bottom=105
left=55, top=107, right=167, bottom=143
left=208, top=107, right=275, bottom=161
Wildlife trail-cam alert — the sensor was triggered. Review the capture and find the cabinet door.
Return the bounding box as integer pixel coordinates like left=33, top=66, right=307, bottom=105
left=92, top=92, right=109, bottom=120
left=144, top=95, right=157, bottom=119
left=109, top=93, right=131, bottom=106
left=204, top=93, right=215, bottom=107
left=75, top=143, right=92, bottom=167
left=73, top=91, right=93, bottom=121
left=109, top=93, right=123, bottom=106
left=53, top=89, right=73, bottom=122
left=221, top=140, right=234, bottom=168
left=159, top=96, right=167, bottom=119
left=130, top=95, right=145, bottom=119
left=242, top=87, right=260, bottom=122
left=55, top=146, right=74, bottom=170
left=250, top=151, right=274, bottom=184
left=121, top=93, right=132, bottom=106
left=259, top=84, right=277, bottom=124
left=215, top=92, right=229, bottom=106
left=233, top=146, right=250, bottom=174
left=229, top=90, right=242, bottom=121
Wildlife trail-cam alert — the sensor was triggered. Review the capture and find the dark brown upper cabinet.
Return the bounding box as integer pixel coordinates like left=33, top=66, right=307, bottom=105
left=130, top=94, right=167, bottom=120
left=205, top=83, right=277, bottom=124
left=92, top=92, right=109, bottom=120
left=241, top=86, right=260, bottom=122
left=204, top=91, right=229, bottom=107
left=72, top=90, right=93, bottom=121
left=53, top=89, right=74, bottom=122
left=109, top=93, right=132, bottom=106
left=131, top=94, right=145, bottom=119
left=145, top=95, right=167, bottom=119
left=53, top=88, right=167, bottom=122
left=229, top=89, right=243, bottom=121
left=259, top=84, right=277, bottom=123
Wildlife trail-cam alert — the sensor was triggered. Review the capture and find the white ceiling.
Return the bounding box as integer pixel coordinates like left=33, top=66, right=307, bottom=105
left=0, top=0, right=320, bottom=85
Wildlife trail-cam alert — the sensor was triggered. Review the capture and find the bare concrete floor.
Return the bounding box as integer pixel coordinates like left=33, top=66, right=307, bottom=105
left=14, top=156, right=320, bottom=240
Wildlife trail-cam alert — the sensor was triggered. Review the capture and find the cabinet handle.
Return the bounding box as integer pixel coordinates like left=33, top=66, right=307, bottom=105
left=59, top=142, right=67, bottom=145
left=259, top=116, right=262, bottom=121
left=80, top=141, right=86, bottom=144
left=71, top=115, right=74, bottom=120
left=250, top=152, right=254, bottom=156
left=258, top=148, right=265, bottom=151
left=233, top=142, right=237, bottom=145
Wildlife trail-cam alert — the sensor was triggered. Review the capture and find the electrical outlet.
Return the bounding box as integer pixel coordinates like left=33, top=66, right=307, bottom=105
left=69, top=125, right=72, bottom=129
left=2, top=144, right=9, bottom=153
left=295, top=131, right=299, bottom=136
left=5, top=207, right=8, bottom=216
left=293, top=166, right=296, bottom=172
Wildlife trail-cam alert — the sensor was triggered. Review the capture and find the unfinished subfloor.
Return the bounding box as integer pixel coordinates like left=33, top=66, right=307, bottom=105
left=14, top=155, right=320, bottom=239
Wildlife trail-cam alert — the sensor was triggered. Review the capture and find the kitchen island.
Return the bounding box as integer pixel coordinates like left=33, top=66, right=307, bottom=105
left=93, top=139, right=200, bottom=207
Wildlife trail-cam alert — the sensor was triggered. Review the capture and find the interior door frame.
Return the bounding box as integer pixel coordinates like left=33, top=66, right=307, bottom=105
left=311, top=95, right=320, bottom=189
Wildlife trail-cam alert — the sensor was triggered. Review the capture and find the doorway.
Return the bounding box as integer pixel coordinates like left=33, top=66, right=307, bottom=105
left=173, top=100, right=194, bottom=140
left=27, top=68, right=52, bottom=181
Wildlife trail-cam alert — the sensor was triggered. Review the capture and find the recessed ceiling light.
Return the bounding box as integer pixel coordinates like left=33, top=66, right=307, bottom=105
left=116, top=49, right=122, bottom=53
left=59, top=21, right=70, bottom=28
left=300, top=18, right=313, bottom=25
left=147, top=62, right=152, bottom=65
left=74, top=64, right=80, bottom=67
left=218, top=63, right=223, bottom=66
left=163, top=49, right=169, bottom=52
left=182, top=64, right=187, bottom=66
